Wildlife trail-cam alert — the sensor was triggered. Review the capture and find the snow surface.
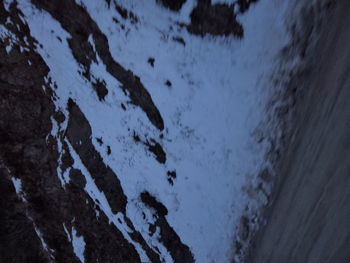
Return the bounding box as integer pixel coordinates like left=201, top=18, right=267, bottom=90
left=16, top=0, right=294, bottom=262
left=11, top=177, right=22, bottom=194
left=71, top=227, right=86, bottom=263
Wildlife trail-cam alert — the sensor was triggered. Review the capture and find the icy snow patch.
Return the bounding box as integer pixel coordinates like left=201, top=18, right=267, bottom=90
left=71, top=227, right=86, bottom=263
left=11, top=177, right=22, bottom=194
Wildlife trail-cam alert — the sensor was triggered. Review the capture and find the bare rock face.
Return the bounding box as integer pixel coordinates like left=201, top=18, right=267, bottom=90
left=188, top=0, right=244, bottom=37
left=0, top=168, right=50, bottom=263
left=0, top=2, right=151, bottom=263
left=141, top=192, right=194, bottom=263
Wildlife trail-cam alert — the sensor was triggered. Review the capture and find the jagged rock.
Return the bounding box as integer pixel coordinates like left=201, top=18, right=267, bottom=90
left=141, top=191, right=194, bottom=263
left=188, top=0, right=244, bottom=37
left=31, top=0, right=164, bottom=130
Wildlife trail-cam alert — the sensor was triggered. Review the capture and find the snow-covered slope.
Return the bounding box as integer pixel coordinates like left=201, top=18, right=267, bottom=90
left=1, top=0, right=298, bottom=262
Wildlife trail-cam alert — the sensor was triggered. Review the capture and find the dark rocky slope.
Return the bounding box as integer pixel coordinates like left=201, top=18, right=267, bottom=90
left=248, top=0, right=350, bottom=262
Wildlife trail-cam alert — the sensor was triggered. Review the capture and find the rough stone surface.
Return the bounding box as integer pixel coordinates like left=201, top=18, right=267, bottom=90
left=0, top=2, right=158, bottom=262
left=187, top=0, right=243, bottom=37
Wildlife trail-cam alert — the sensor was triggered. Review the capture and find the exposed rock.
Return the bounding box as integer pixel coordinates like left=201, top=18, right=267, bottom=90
left=167, top=170, right=177, bottom=179
left=60, top=140, right=74, bottom=173
left=132, top=132, right=167, bottom=164
left=115, top=3, right=139, bottom=24
left=106, top=146, right=112, bottom=155
left=141, top=191, right=168, bottom=217
left=66, top=98, right=162, bottom=262
left=31, top=0, right=164, bottom=130
left=0, top=168, right=50, bottom=263
left=141, top=191, right=195, bottom=263
left=53, top=110, right=66, bottom=124
left=69, top=168, right=87, bottom=188
left=146, top=139, right=167, bottom=164
left=0, top=2, right=153, bottom=262
left=165, top=80, right=172, bottom=87
left=66, top=98, right=128, bottom=213
left=92, top=78, right=108, bottom=101
left=187, top=0, right=243, bottom=37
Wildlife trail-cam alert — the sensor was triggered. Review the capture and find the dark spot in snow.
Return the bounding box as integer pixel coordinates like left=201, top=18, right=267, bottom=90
left=133, top=132, right=141, bottom=142
left=236, top=0, right=259, bottom=13
left=115, top=4, right=128, bottom=19
left=115, top=4, right=138, bottom=24
left=167, top=171, right=176, bottom=185
left=149, top=223, right=157, bottom=236
left=122, top=88, right=128, bottom=96
left=92, top=78, right=108, bottom=101
left=56, top=36, right=62, bottom=42
left=128, top=12, right=139, bottom=24
left=105, top=0, right=111, bottom=8
left=173, top=36, right=186, bottom=46
left=147, top=57, right=155, bottom=67
left=146, top=139, right=166, bottom=164
left=159, top=134, right=164, bottom=139
left=175, top=21, right=187, bottom=29
left=121, top=103, right=126, bottom=110
left=107, top=146, right=111, bottom=155
left=140, top=191, right=168, bottom=217
left=165, top=80, right=172, bottom=87
left=167, top=170, right=176, bottom=179
left=157, top=0, right=187, bottom=11
left=96, top=137, right=103, bottom=146
left=167, top=178, right=174, bottom=185
left=132, top=132, right=166, bottom=163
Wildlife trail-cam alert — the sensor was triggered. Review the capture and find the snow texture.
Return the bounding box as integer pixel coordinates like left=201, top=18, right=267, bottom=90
left=11, top=177, right=22, bottom=195
left=71, top=227, right=86, bottom=263
left=17, top=0, right=295, bottom=261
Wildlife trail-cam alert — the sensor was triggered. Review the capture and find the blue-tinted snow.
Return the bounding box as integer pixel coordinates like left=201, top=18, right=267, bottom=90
left=17, top=0, right=297, bottom=261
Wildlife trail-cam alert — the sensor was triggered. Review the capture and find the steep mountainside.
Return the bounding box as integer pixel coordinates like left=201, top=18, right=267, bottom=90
left=0, top=0, right=301, bottom=262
